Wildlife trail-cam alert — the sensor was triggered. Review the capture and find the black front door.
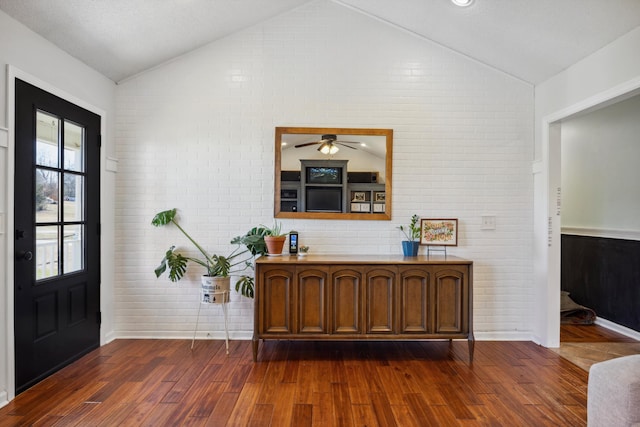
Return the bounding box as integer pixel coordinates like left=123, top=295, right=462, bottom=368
left=14, top=79, right=101, bottom=394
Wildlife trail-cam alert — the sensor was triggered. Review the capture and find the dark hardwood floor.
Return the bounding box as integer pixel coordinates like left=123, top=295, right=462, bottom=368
left=0, top=326, right=626, bottom=426
left=561, top=323, right=638, bottom=343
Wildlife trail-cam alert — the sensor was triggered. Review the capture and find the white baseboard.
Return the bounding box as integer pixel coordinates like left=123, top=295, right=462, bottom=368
left=113, top=331, right=534, bottom=342
left=474, top=331, right=533, bottom=341
left=103, top=330, right=117, bottom=345
left=595, top=317, right=640, bottom=341
left=113, top=331, right=537, bottom=343
left=0, top=391, right=8, bottom=409
left=114, top=331, right=253, bottom=341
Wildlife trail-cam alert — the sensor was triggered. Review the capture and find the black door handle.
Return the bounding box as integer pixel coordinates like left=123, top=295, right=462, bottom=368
left=17, top=250, right=33, bottom=261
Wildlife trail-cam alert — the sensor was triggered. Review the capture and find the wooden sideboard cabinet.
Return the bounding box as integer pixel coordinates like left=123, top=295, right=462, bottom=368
left=253, top=255, right=474, bottom=362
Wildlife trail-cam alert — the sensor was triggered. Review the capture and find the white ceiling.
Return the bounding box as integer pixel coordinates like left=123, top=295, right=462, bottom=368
left=1, top=0, right=640, bottom=84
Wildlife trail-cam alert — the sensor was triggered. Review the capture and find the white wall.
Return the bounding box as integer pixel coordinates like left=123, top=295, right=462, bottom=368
left=114, top=1, right=534, bottom=340
left=561, top=94, right=640, bottom=234
left=535, top=27, right=640, bottom=160
left=0, top=10, right=116, bottom=405
left=533, top=26, right=640, bottom=346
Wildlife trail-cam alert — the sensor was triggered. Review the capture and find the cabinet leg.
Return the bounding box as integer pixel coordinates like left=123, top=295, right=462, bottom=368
left=468, top=335, right=475, bottom=364
left=252, top=338, right=259, bottom=362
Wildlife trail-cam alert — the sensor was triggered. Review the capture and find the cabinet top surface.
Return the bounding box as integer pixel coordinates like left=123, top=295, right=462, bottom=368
left=256, top=254, right=472, bottom=265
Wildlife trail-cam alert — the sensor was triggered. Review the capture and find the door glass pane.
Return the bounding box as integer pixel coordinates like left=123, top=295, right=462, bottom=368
left=36, top=225, right=59, bottom=280
left=64, top=120, right=84, bottom=172
left=35, top=169, right=59, bottom=223
left=63, top=174, right=84, bottom=222
left=36, top=111, right=59, bottom=168
left=63, top=225, right=83, bottom=274
left=32, top=112, right=87, bottom=280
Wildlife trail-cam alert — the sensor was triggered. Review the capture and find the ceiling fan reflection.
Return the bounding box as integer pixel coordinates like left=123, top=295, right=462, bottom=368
left=294, top=134, right=359, bottom=154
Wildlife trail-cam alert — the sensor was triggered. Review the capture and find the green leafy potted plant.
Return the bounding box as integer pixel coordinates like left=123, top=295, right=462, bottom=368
left=397, top=214, right=421, bottom=256
left=152, top=208, right=267, bottom=300
left=261, top=221, right=289, bottom=256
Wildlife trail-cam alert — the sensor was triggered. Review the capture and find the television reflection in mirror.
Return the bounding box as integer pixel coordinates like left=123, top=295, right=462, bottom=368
left=275, top=127, right=393, bottom=221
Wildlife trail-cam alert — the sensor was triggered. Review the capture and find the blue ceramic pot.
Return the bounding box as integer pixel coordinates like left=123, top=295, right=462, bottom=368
left=402, top=241, right=419, bottom=256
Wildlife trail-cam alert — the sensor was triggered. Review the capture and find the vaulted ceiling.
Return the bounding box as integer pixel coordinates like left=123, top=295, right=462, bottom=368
left=2, top=0, right=640, bottom=84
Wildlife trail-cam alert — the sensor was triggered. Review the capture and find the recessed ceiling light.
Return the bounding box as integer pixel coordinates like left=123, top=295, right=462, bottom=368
left=452, top=0, right=474, bottom=7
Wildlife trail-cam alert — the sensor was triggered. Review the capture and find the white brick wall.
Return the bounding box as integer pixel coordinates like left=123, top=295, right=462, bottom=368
left=114, top=1, right=534, bottom=339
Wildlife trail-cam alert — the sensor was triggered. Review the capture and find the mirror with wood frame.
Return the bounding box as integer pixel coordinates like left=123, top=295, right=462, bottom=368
left=275, top=127, right=392, bottom=220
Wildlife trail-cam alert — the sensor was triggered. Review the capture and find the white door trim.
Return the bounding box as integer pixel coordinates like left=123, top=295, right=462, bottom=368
left=535, top=75, right=640, bottom=348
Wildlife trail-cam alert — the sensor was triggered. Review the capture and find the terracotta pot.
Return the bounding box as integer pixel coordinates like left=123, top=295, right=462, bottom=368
left=264, top=235, right=286, bottom=255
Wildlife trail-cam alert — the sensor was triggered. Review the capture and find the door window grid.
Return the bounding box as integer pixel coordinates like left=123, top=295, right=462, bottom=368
left=35, top=111, right=86, bottom=280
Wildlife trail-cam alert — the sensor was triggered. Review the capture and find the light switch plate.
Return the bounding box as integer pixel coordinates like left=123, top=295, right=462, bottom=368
left=481, top=215, right=496, bottom=230
left=106, top=157, right=119, bottom=172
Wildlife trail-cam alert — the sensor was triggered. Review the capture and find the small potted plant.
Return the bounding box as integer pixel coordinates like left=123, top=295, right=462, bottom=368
left=152, top=208, right=267, bottom=301
left=397, top=214, right=421, bottom=256
left=261, top=221, right=289, bottom=256
left=298, top=245, right=309, bottom=256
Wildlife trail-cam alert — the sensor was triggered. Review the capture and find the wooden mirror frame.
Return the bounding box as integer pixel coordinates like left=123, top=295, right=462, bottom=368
left=274, top=126, right=393, bottom=220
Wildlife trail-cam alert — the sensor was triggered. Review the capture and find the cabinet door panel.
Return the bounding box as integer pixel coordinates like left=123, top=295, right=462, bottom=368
left=297, top=268, right=327, bottom=333
left=434, top=268, right=466, bottom=334
left=262, top=268, right=293, bottom=333
left=331, top=268, right=362, bottom=334
left=365, top=268, right=395, bottom=334
left=399, top=268, right=430, bottom=333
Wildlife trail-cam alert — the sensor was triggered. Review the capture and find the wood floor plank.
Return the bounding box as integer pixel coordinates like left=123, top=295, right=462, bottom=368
left=331, top=382, right=354, bottom=427
left=270, top=382, right=296, bottom=427
left=465, top=401, right=504, bottom=426
left=312, top=360, right=334, bottom=394
left=343, top=364, right=371, bottom=405
left=210, top=358, right=241, bottom=384
left=117, top=381, right=176, bottom=427
left=282, top=358, right=300, bottom=384
left=187, top=381, right=227, bottom=419
left=10, top=381, right=107, bottom=426
left=360, top=358, right=386, bottom=395
left=293, top=362, right=315, bottom=406
left=370, top=392, right=398, bottom=427
left=225, top=363, right=252, bottom=393
left=293, top=361, right=315, bottom=405
left=64, top=381, right=146, bottom=426
left=95, top=403, right=140, bottom=427
left=290, top=403, right=313, bottom=427
left=224, top=382, right=261, bottom=426
left=256, top=366, right=285, bottom=405
left=3, top=326, right=625, bottom=427
left=427, top=403, right=460, bottom=426
left=561, top=323, right=636, bottom=342
left=244, top=356, right=269, bottom=384
left=204, top=391, right=238, bottom=426
left=351, top=404, right=380, bottom=427
left=311, top=391, right=333, bottom=427
left=389, top=404, right=420, bottom=427
left=436, top=383, right=476, bottom=420
left=403, top=392, right=439, bottom=427
left=247, top=403, right=273, bottom=427
left=374, top=365, right=407, bottom=406
left=43, top=402, right=94, bottom=427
